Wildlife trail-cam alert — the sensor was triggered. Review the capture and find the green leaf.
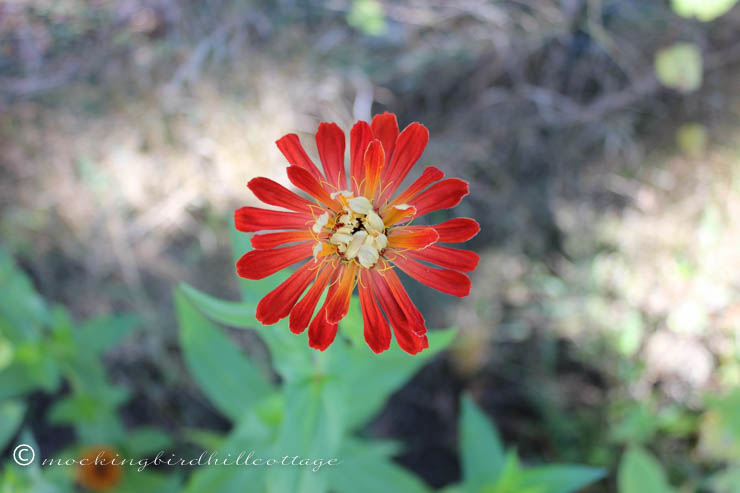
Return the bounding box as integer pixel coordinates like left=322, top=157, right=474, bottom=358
left=118, top=469, right=182, bottom=493
left=618, top=446, right=675, bottom=493
left=327, top=438, right=430, bottom=493
left=47, top=390, right=127, bottom=445
left=182, top=427, right=226, bottom=451
left=484, top=452, right=542, bottom=493
left=0, top=400, right=25, bottom=452
left=0, top=248, right=49, bottom=342
left=671, top=0, right=738, bottom=21
left=74, top=314, right=139, bottom=355
left=183, top=411, right=274, bottom=493
left=655, top=43, right=703, bottom=93
left=12, top=341, right=61, bottom=393
left=0, top=363, right=47, bottom=400
left=175, top=288, right=273, bottom=421
left=609, top=401, right=659, bottom=445
left=266, top=376, right=344, bottom=493
left=0, top=331, right=15, bottom=371
left=179, top=282, right=258, bottom=329
left=124, top=427, right=174, bottom=456
left=521, top=465, right=605, bottom=493
left=708, top=466, right=740, bottom=493
left=179, top=282, right=315, bottom=383
left=47, top=392, right=125, bottom=425
left=332, top=327, right=456, bottom=430
left=460, top=394, right=506, bottom=491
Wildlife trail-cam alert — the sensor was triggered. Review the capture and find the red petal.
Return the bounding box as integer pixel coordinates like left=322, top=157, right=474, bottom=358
left=276, top=134, right=323, bottom=182
left=234, top=207, right=312, bottom=232
left=358, top=270, right=391, bottom=353
left=350, top=121, right=372, bottom=195
left=379, top=122, right=429, bottom=203
left=316, top=122, right=346, bottom=190
left=433, top=217, right=480, bottom=243
left=256, top=262, right=316, bottom=325
left=388, top=252, right=471, bottom=297
left=325, top=263, right=358, bottom=324
left=409, top=178, right=469, bottom=217
left=236, top=243, right=313, bottom=280
left=289, top=261, right=335, bottom=334
left=286, top=165, right=342, bottom=211
left=369, top=268, right=428, bottom=355
left=386, top=166, right=444, bottom=209
left=362, top=139, right=385, bottom=201
left=307, top=271, right=342, bottom=351
left=370, top=112, right=399, bottom=165
left=406, top=244, right=480, bottom=272
left=248, top=177, right=314, bottom=212
left=377, top=263, right=427, bottom=336
left=387, top=226, right=439, bottom=250
left=308, top=304, right=338, bottom=351
left=251, top=230, right=314, bottom=250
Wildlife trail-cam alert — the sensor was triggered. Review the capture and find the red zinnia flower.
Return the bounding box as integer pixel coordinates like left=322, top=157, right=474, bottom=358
left=235, top=112, right=479, bottom=355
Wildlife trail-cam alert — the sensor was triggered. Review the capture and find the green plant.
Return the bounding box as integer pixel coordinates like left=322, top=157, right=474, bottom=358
left=173, top=228, right=605, bottom=493
left=0, top=248, right=178, bottom=492
left=438, top=396, right=605, bottom=493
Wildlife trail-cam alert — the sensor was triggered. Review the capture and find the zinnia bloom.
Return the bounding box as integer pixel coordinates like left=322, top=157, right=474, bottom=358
left=76, top=446, right=123, bottom=492
left=235, top=113, right=479, bottom=355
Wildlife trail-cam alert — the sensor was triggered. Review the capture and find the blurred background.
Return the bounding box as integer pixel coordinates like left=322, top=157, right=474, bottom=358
left=2, top=0, right=740, bottom=491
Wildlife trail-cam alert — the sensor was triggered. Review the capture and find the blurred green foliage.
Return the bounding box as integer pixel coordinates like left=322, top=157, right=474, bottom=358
left=347, top=0, right=387, bottom=37
left=671, top=0, right=739, bottom=21
left=0, top=247, right=179, bottom=492
left=655, top=42, right=703, bottom=93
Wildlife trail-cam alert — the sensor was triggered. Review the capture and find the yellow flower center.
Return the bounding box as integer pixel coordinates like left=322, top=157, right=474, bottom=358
left=314, top=192, right=387, bottom=268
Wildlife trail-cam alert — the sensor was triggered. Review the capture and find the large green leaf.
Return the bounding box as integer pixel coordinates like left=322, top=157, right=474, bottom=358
left=327, top=438, right=429, bottom=493
left=331, top=326, right=457, bottom=430
left=179, top=282, right=315, bottom=383
left=0, top=248, right=49, bottom=342
left=618, top=446, right=675, bottom=493
left=520, top=465, right=605, bottom=493
left=124, top=427, right=174, bottom=456
left=175, top=288, right=273, bottom=421
left=179, top=283, right=258, bottom=329
left=0, top=399, right=25, bottom=452
left=483, top=452, right=543, bottom=493
left=74, top=314, right=139, bottom=355
left=266, top=375, right=344, bottom=493
left=183, top=411, right=275, bottom=493
left=460, top=394, right=506, bottom=491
